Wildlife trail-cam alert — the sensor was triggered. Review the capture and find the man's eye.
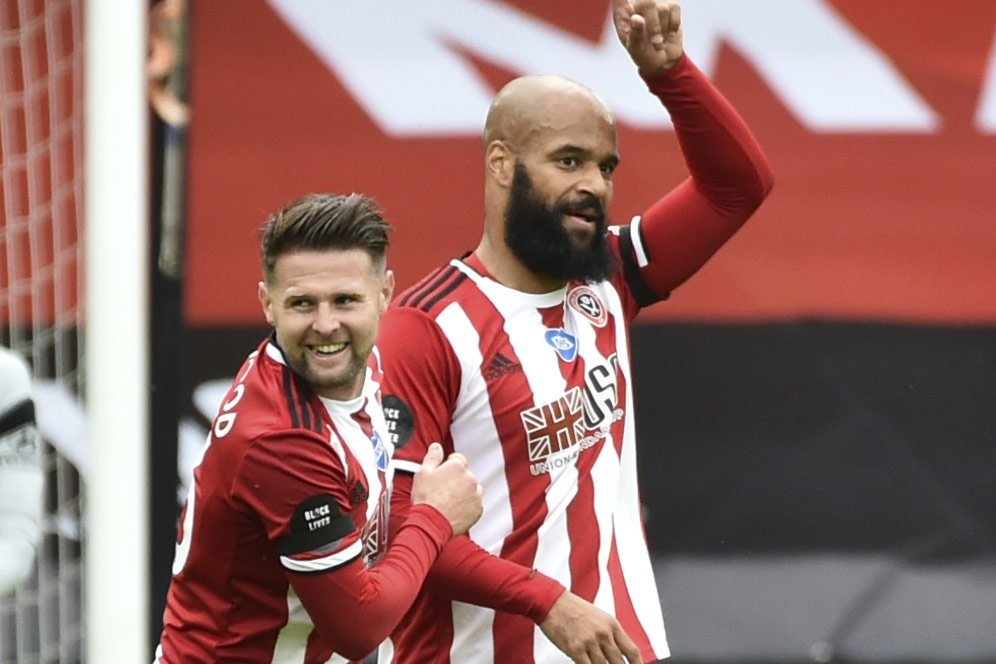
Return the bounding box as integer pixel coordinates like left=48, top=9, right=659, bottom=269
left=559, top=157, right=579, bottom=168
left=290, top=300, right=312, bottom=310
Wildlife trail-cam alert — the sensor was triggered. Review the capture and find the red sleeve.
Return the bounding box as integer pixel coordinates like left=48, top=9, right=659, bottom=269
left=390, top=472, right=565, bottom=623
left=623, top=55, right=774, bottom=303
left=236, top=431, right=356, bottom=544
left=289, top=504, right=453, bottom=660
left=378, top=306, right=461, bottom=464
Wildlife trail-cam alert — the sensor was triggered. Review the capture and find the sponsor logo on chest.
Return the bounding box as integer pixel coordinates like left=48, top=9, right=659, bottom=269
left=521, top=354, right=624, bottom=475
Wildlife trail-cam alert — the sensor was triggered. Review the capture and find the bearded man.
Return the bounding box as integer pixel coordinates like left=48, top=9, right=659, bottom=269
left=377, top=1, right=774, bottom=662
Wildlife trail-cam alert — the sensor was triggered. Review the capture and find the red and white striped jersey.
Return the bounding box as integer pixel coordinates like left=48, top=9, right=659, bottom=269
left=378, top=55, right=771, bottom=663
left=379, top=245, right=670, bottom=663
left=156, top=336, right=394, bottom=664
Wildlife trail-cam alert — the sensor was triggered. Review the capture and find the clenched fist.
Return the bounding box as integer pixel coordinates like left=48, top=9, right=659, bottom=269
left=411, top=443, right=484, bottom=536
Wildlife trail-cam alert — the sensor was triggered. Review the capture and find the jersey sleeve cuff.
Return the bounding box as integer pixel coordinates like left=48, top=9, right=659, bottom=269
left=404, top=503, right=453, bottom=545
left=640, top=52, right=692, bottom=93
left=524, top=571, right=567, bottom=624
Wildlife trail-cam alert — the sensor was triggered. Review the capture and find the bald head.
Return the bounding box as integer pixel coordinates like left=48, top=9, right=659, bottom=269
left=483, top=75, right=614, bottom=151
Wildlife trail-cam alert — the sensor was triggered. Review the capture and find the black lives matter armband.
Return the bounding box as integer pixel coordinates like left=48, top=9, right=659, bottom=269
left=382, top=394, right=415, bottom=449
left=277, top=493, right=356, bottom=557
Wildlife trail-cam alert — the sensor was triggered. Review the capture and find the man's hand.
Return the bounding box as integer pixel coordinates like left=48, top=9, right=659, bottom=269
left=411, top=443, right=484, bottom=536
left=612, top=0, right=683, bottom=77
left=539, top=590, right=644, bottom=664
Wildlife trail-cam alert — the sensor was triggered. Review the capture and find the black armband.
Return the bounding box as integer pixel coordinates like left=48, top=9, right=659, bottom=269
left=619, top=224, right=663, bottom=307
left=277, top=493, right=356, bottom=556
left=382, top=394, right=415, bottom=449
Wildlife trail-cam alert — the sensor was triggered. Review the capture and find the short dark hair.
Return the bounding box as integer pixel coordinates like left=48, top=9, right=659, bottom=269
left=260, top=193, right=392, bottom=283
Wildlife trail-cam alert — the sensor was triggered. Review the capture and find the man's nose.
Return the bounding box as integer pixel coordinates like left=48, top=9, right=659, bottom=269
left=312, top=304, right=340, bottom=334
left=577, top=163, right=609, bottom=199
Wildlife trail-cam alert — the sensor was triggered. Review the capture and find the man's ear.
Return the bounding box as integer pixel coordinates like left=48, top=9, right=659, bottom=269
left=380, top=270, right=395, bottom=314
left=258, top=281, right=276, bottom=326
left=486, top=140, right=515, bottom=188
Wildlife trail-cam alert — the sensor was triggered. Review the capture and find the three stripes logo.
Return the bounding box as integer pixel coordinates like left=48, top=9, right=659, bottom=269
left=483, top=352, right=522, bottom=381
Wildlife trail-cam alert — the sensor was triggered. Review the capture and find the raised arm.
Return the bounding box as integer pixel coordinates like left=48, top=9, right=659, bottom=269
left=612, top=0, right=775, bottom=302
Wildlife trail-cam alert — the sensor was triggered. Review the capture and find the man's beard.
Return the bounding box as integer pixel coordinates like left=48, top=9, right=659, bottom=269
left=504, top=160, right=616, bottom=284
left=300, top=351, right=366, bottom=393
left=285, top=341, right=369, bottom=398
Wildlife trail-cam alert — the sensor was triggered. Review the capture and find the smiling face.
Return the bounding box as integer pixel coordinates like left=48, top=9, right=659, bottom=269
left=258, top=248, right=393, bottom=401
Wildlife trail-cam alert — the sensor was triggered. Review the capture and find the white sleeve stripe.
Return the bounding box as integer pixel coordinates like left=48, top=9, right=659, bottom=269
left=391, top=459, right=421, bottom=475
left=630, top=215, right=649, bottom=267
left=280, top=539, right=363, bottom=572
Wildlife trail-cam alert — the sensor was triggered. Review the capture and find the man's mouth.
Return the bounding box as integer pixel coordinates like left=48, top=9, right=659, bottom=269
left=562, top=208, right=604, bottom=233
left=561, top=203, right=603, bottom=224
left=311, top=342, right=347, bottom=355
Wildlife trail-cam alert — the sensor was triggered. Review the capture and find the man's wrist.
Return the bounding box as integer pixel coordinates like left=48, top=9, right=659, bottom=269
left=640, top=52, right=688, bottom=84
left=525, top=571, right=567, bottom=623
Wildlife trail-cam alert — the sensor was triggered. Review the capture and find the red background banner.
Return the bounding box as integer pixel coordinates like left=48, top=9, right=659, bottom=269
left=184, top=0, right=996, bottom=325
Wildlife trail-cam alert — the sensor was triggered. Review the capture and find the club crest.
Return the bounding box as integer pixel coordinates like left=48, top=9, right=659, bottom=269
left=568, top=286, right=607, bottom=327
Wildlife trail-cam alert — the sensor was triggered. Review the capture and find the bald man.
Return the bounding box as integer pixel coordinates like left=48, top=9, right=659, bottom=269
left=378, top=1, right=774, bottom=662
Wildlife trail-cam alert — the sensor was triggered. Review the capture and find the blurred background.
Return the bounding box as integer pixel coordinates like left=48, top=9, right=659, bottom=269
left=2, top=0, right=994, bottom=662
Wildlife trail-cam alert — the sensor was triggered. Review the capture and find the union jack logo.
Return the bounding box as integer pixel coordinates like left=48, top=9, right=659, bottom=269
left=521, top=387, right=585, bottom=462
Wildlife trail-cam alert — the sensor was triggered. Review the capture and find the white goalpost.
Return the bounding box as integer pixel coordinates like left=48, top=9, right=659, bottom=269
left=83, top=0, right=151, bottom=662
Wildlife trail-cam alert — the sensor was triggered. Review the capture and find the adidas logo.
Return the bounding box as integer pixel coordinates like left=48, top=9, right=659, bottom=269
left=483, top=352, right=522, bottom=381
